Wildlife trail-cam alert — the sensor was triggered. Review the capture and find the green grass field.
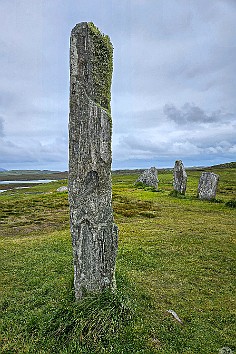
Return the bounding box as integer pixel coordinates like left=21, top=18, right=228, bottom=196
left=0, top=167, right=235, bottom=353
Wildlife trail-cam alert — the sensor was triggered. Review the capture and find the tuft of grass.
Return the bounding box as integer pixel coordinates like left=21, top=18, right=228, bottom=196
left=169, top=190, right=186, bottom=198
left=134, top=181, right=158, bottom=192
left=225, top=199, right=236, bottom=208
left=29, top=289, right=134, bottom=353
left=209, top=198, right=224, bottom=203
left=0, top=230, right=138, bottom=353
left=113, top=194, right=160, bottom=218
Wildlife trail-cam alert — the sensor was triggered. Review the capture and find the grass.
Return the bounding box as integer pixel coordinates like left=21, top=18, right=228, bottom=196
left=0, top=180, right=69, bottom=237
left=0, top=168, right=236, bottom=353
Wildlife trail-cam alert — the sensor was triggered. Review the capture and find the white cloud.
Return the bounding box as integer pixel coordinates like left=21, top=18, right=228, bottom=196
left=113, top=103, right=236, bottom=166
left=163, top=103, right=233, bottom=125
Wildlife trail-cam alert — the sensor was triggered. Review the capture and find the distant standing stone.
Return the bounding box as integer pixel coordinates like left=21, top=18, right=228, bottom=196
left=197, top=172, right=219, bottom=200
left=68, top=22, right=118, bottom=300
left=135, top=167, right=159, bottom=190
left=173, top=160, right=187, bottom=195
left=57, top=186, right=68, bottom=192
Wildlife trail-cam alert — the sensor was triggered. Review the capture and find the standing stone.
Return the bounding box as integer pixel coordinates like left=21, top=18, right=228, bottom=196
left=173, top=160, right=187, bottom=195
left=197, top=172, right=219, bottom=200
left=135, top=167, right=159, bottom=190
left=68, top=22, right=118, bottom=300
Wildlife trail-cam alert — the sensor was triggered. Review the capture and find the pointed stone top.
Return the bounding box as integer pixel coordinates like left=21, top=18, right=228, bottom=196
left=71, top=21, right=88, bottom=32
left=70, top=22, right=113, bottom=113
left=135, top=166, right=159, bottom=190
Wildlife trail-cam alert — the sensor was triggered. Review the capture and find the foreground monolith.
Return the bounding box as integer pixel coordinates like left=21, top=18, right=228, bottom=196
left=173, top=160, right=187, bottom=195
left=197, top=172, right=219, bottom=200
left=135, top=167, right=159, bottom=190
left=68, top=22, right=118, bottom=300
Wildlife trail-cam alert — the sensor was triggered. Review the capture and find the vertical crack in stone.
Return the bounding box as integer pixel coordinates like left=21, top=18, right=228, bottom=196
left=68, top=22, right=118, bottom=300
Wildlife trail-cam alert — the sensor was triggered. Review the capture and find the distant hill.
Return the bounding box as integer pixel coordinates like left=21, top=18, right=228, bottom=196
left=113, top=163, right=236, bottom=174
left=1, top=162, right=235, bottom=177
left=209, top=162, right=236, bottom=169
left=0, top=170, right=68, bottom=181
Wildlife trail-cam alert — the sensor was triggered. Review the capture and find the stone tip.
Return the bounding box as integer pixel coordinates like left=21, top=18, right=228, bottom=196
left=71, top=22, right=88, bottom=34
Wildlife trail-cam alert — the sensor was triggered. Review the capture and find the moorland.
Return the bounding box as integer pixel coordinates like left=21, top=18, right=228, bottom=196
left=0, top=164, right=235, bottom=353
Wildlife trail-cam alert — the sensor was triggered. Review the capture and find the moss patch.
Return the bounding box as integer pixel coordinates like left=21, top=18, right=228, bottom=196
left=88, top=22, right=113, bottom=115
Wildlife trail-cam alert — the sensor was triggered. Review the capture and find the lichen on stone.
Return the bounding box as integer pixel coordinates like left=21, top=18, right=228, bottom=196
left=88, top=22, right=113, bottom=115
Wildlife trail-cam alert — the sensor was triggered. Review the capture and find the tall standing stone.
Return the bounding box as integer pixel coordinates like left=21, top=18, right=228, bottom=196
left=68, top=22, right=118, bottom=300
left=197, top=172, right=219, bottom=200
left=173, top=160, right=187, bottom=195
left=135, top=167, right=159, bottom=190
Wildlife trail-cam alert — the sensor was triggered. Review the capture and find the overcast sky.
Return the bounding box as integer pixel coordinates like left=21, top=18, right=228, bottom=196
left=0, top=0, right=235, bottom=170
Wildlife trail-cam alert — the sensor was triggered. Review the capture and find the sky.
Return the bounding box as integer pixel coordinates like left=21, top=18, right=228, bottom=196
left=0, top=0, right=235, bottom=171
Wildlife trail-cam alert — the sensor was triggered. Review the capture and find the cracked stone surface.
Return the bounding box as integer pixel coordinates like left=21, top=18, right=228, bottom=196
left=136, top=167, right=159, bottom=190
left=173, top=160, right=187, bottom=195
left=68, top=22, right=118, bottom=299
left=197, top=172, right=219, bottom=200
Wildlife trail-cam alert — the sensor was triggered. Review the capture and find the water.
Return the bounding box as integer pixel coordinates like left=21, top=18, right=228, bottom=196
left=0, top=180, right=55, bottom=185
left=0, top=180, right=56, bottom=193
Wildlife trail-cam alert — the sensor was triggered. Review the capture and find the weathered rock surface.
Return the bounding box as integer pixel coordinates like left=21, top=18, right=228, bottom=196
left=135, top=167, right=159, bottom=190
left=197, top=172, right=219, bottom=200
left=219, top=347, right=233, bottom=354
left=57, top=186, right=68, bottom=192
left=68, top=22, right=118, bottom=300
left=173, top=160, right=187, bottom=195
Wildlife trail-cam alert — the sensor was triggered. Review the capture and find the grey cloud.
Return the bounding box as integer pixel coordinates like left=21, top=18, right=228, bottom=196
left=163, top=103, right=232, bottom=125
left=116, top=135, right=201, bottom=159
left=113, top=108, right=166, bottom=134
left=0, top=0, right=235, bottom=170
left=0, top=137, right=67, bottom=164
left=111, top=0, right=236, bottom=109
left=0, top=140, right=35, bottom=163
left=0, top=116, right=4, bottom=137
left=113, top=110, right=236, bottom=165
left=114, top=133, right=236, bottom=163
left=0, top=90, right=17, bottom=109
left=189, top=123, right=236, bottom=147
